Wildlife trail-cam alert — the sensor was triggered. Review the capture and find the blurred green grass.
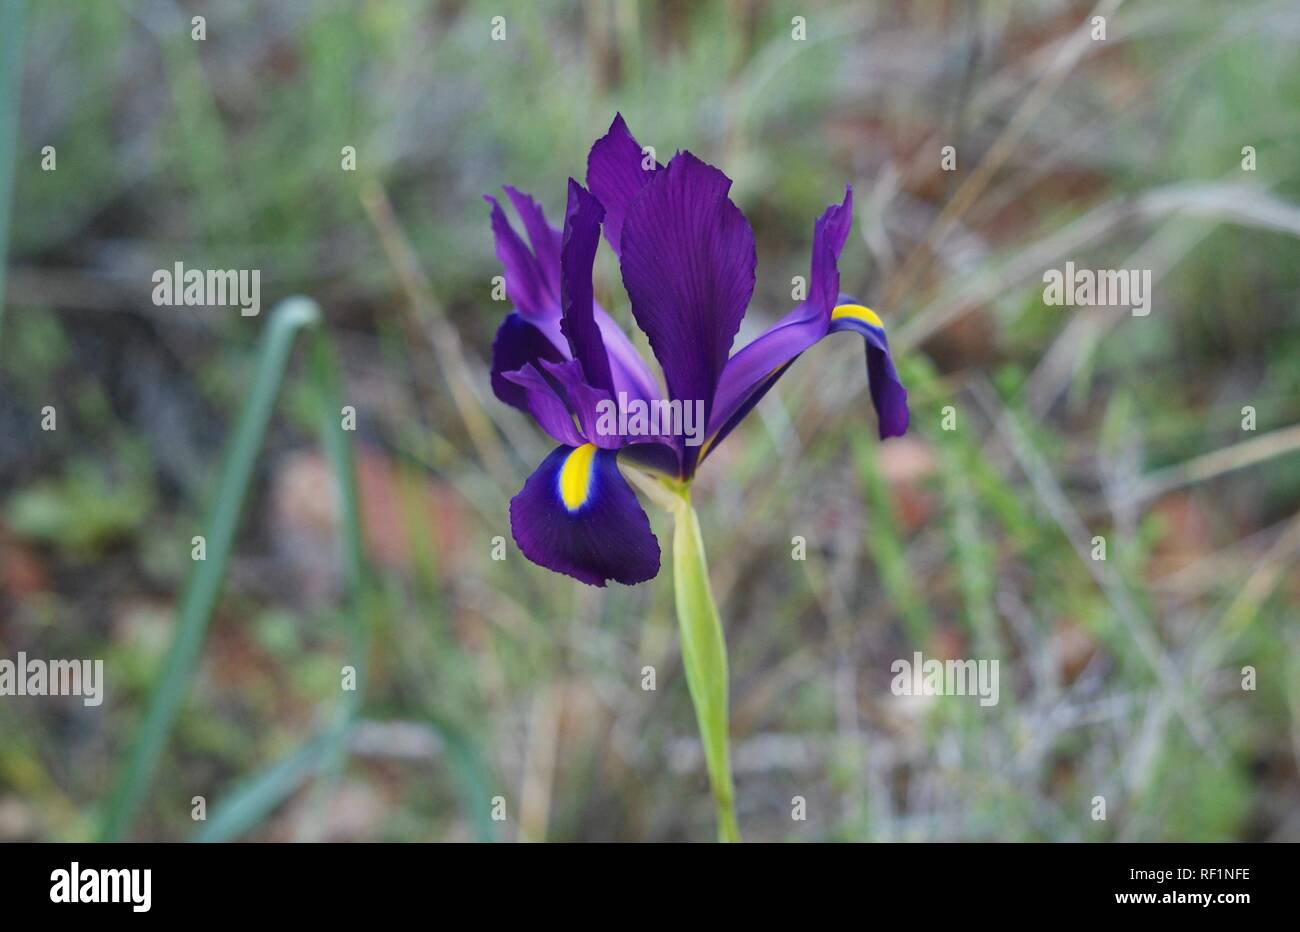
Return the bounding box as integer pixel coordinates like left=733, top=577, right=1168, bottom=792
left=0, top=0, right=1298, bottom=842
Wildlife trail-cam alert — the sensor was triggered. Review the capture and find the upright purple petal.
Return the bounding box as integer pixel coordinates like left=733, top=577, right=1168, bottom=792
left=810, top=187, right=853, bottom=317
left=504, top=186, right=562, bottom=301
left=586, top=113, right=660, bottom=256
left=488, top=174, right=659, bottom=405
left=619, top=151, right=756, bottom=474
left=511, top=444, right=661, bottom=587
left=484, top=194, right=555, bottom=317
left=559, top=179, right=615, bottom=393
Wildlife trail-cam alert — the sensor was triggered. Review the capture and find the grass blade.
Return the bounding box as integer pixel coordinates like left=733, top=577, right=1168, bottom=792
left=99, top=298, right=322, bottom=840
left=429, top=714, right=497, bottom=843
left=191, top=322, right=372, bottom=842
left=192, top=732, right=337, bottom=843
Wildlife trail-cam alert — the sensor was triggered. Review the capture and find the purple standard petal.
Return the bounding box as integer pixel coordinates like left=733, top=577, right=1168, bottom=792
left=586, top=113, right=660, bottom=257
left=828, top=304, right=910, bottom=439
left=809, top=187, right=853, bottom=317
left=619, top=151, right=756, bottom=475
left=503, top=186, right=562, bottom=300
left=559, top=179, right=615, bottom=393
left=510, top=444, right=661, bottom=587
left=704, top=188, right=854, bottom=451
left=484, top=194, right=556, bottom=317
left=490, top=312, right=566, bottom=412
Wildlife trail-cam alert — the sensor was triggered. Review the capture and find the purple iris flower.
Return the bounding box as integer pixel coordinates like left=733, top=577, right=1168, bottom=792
left=486, top=114, right=909, bottom=587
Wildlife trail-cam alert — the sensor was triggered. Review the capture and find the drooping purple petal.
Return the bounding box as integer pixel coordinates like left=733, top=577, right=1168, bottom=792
left=490, top=312, right=566, bottom=412
left=510, top=444, right=661, bottom=587
left=559, top=179, right=615, bottom=393
left=619, top=150, right=756, bottom=474
left=828, top=306, right=910, bottom=439
left=704, top=302, right=910, bottom=458
left=586, top=113, right=660, bottom=257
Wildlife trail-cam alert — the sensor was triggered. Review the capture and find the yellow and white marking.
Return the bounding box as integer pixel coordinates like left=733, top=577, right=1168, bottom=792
left=558, top=443, right=598, bottom=512
left=831, top=303, right=884, bottom=328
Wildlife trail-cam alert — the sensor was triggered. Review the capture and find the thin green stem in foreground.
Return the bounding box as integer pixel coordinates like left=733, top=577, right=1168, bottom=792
left=99, top=297, right=368, bottom=841
left=667, top=487, right=740, bottom=843
left=194, top=320, right=373, bottom=842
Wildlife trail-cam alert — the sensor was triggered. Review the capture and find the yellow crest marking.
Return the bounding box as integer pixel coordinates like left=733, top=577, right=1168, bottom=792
left=831, top=303, right=884, bottom=328
left=558, top=443, right=598, bottom=511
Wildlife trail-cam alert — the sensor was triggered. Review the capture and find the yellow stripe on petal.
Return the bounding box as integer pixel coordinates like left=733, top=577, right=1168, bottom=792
left=558, top=443, right=599, bottom=512
left=831, top=303, right=884, bottom=328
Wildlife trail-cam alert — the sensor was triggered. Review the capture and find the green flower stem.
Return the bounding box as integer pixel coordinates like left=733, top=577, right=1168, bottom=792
left=666, top=486, right=741, bottom=843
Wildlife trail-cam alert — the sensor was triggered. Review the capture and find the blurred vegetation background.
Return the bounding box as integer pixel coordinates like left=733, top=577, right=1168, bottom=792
left=1, top=0, right=1298, bottom=842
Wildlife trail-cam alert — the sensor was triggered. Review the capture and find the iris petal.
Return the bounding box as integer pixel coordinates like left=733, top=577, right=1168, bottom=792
left=537, top=358, right=619, bottom=449
left=486, top=181, right=660, bottom=410
left=810, top=187, right=854, bottom=316
left=490, top=312, right=565, bottom=412
left=500, top=362, right=587, bottom=448
left=619, top=151, right=756, bottom=475
left=705, top=305, right=822, bottom=445
left=503, top=186, right=562, bottom=299
left=510, top=444, right=661, bottom=587
left=559, top=179, right=614, bottom=393
left=828, top=304, right=910, bottom=439
left=484, top=193, right=554, bottom=318
left=586, top=113, right=660, bottom=257
left=705, top=188, right=854, bottom=447
left=702, top=188, right=908, bottom=455
left=596, top=311, right=663, bottom=406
